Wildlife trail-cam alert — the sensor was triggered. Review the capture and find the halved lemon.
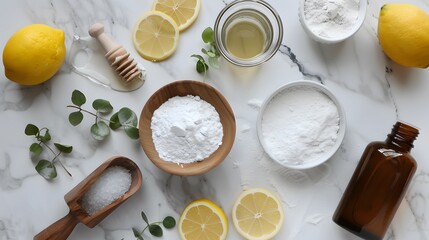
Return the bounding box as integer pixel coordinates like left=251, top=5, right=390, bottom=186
left=179, top=199, right=228, bottom=240
left=132, top=11, right=179, bottom=61
left=232, top=188, right=284, bottom=240
left=152, top=0, right=201, bottom=31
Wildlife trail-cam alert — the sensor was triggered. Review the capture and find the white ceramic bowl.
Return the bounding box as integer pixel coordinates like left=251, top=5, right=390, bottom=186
left=298, top=0, right=367, bottom=44
left=257, top=80, right=346, bottom=169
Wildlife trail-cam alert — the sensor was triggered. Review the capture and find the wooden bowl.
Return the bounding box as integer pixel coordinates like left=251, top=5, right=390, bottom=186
left=139, top=80, right=236, bottom=176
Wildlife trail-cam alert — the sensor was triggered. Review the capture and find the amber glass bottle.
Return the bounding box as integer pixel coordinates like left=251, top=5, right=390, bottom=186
left=332, top=122, right=419, bottom=240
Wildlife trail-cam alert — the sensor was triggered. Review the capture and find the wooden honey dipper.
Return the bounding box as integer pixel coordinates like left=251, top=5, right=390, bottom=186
left=89, top=23, right=141, bottom=83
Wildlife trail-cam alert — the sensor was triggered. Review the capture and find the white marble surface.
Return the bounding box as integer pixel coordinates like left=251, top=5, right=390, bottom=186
left=0, top=0, right=428, bottom=239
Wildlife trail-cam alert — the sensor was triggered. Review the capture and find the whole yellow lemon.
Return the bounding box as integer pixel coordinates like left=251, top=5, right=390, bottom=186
left=2, top=24, right=66, bottom=85
left=378, top=4, right=429, bottom=68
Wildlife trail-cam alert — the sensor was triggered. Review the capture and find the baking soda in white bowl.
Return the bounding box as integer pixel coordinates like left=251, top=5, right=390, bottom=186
left=298, top=0, right=366, bottom=43
left=257, top=80, right=346, bottom=169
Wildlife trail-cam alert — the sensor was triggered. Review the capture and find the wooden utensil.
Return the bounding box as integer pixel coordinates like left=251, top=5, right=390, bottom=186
left=139, top=80, right=236, bottom=176
left=88, top=23, right=142, bottom=83
left=33, top=156, right=142, bottom=240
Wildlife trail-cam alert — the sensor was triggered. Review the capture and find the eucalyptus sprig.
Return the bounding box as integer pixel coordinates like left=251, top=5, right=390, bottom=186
left=67, top=90, right=139, bottom=141
left=191, top=27, right=221, bottom=78
left=132, top=211, right=176, bottom=240
left=25, top=124, right=73, bottom=180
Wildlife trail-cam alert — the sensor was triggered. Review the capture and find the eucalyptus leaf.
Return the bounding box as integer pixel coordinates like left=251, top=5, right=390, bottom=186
left=29, top=143, right=43, bottom=157
left=141, top=211, right=149, bottom=225
left=92, top=99, right=113, bottom=114
left=191, top=54, right=204, bottom=62
left=109, top=112, right=122, bottom=130
left=196, top=60, right=209, bottom=73
left=118, top=108, right=138, bottom=127
left=206, top=51, right=216, bottom=58
left=148, top=224, right=163, bottom=237
left=208, top=56, right=219, bottom=69
left=90, top=121, right=110, bottom=140
left=35, top=160, right=57, bottom=180
left=125, top=127, right=139, bottom=140
left=71, top=90, right=86, bottom=106
left=54, top=143, right=73, bottom=153
left=25, top=124, right=39, bottom=136
left=132, top=227, right=143, bottom=240
left=162, top=216, right=176, bottom=229
left=69, top=111, right=84, bottom=126
left=210, top=45, right=220, bottom=57
left=40, top=130, right=51, bottom=142
left=202, top=27, right=214, bottom=44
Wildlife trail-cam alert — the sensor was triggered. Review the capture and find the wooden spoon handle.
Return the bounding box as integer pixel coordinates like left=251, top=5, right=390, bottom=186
left=88, top=23, right=121, bottom=54
left=33, top=211, right=79, bottom=240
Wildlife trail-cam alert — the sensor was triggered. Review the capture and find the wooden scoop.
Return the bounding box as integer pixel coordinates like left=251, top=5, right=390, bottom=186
left=33, top=156, right=142, bottom=240
left=88, top=23, right=142, bottom=83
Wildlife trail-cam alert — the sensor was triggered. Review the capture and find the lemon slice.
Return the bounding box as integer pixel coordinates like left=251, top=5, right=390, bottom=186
left=152, top=0, right=201, bottom=31
left=132, top=11, right=179, bottom=61
left=179, top=199, right=228, bottom=240
left=232, top=188, right=284, bottom=240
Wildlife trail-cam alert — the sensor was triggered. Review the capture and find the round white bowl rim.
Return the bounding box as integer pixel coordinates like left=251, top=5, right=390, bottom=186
left=256, top=80, right=346, bottom=169
left=298, top=0, right=367, bottom=44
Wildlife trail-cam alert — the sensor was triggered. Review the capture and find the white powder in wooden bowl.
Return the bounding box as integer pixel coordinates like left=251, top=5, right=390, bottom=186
left=151, top=95, right=223, bottom=164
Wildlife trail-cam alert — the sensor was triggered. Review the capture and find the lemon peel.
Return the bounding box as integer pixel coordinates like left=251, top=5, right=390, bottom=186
left=378, top=4, right=429, bottom=68
left=2, top=24, right=66, bottom=85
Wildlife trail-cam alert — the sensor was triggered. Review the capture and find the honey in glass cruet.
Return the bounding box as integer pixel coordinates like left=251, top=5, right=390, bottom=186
left=333, top=121, right=419, bottom=240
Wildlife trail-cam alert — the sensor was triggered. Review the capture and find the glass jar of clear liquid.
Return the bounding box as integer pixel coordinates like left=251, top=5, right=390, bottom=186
left=214, top=0, right=283, bottom=67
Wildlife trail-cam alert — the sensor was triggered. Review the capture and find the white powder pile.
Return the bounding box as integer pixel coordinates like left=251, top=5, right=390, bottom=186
left=261, top=86, right=340, bottom=166
left=81, top=166, right=132, bottom=215
left=151, top=95, right=223, bottom=164
left=304, top=0, right=359, bottom=38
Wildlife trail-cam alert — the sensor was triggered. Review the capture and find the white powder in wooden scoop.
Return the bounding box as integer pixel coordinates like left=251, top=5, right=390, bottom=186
left=81, top=166, right=132, bottom=215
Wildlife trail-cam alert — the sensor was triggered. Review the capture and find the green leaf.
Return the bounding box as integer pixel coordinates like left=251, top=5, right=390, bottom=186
left=162, top=216, right=176, bottom=229
left=191, top=54, right=204, bottom=62
left=196, top=60, right=209, bottom=74
left=29, top=143, right=43, bottom=157
left=69, top=112, right=84, bottom=126
left=202, top=27, right=214, bottom=44
left=210, top=44, right=221, bottom=57
left=92, top=99, right=113, bottom=114
left=54, top=143, right=73, bottom=153
left=132, top=227, right=143, bottom=240
left=40, top=130, right=51, bottom=142
left=118, top=108, right=138, bottom=127
left=71, top=90, right=86, bottom=106
left=35, top=160, right=57, bottom=180
left=208, top=56, right=219, bottom=69
left=206, top=51, right=216, bottom=58
left=25, top=124, right=39, bottom=136
left=202, top=48, right=217, bottom=58
left=149, top=224, right=163, bottom=237
left=109, top=112, right=122, bottom=130
left=141, top=211, right=149, bottom=225
left=125, top=127, right=139, bottom=140
left=90, top=121, right=110, bottom=140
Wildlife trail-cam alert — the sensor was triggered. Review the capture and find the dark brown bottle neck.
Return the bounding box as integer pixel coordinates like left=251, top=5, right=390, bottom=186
left=385, top=122, right=419, bottom=153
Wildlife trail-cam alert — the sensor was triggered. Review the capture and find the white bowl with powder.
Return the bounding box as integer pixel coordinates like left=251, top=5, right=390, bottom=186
left=257, top=80, right=346, bottom=169
left=298, top=0, right=367, bottom=43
